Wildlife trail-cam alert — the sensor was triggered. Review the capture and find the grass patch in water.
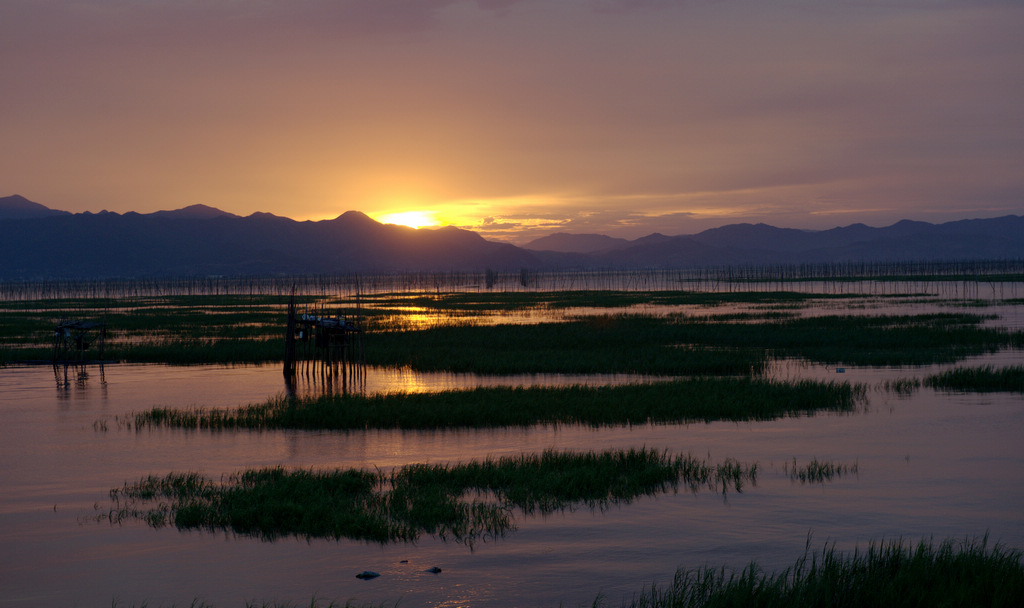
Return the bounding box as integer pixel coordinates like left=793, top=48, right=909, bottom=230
left=784, top=458, right=858, bottom=484
left=881, top=377, right=922, bottom=395
left=770, top=314, right=1022, bottom=366
left=106, top=449, right=757, bottom=544
left=924, top=365, right=1024, bottom=393
left=131, top=378, right=865, bottom=431
left=605, top=536, right=1023, bottom=608
left=365, top=317, right=767, bottom=375
left=361, top=312, right=1021, bottom=375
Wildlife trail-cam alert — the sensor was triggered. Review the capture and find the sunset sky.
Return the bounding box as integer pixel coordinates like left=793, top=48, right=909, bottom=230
left=2, top=0, right=1022, bottom=243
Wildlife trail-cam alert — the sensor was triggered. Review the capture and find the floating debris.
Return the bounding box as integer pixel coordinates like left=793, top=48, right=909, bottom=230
left=425, top=566, right=442, bottom=574
left=355, top=571, right=380, bottom=580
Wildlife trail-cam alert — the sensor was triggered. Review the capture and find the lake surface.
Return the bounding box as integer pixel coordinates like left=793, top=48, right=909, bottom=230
left=2, top=296, right=1023, bottom=607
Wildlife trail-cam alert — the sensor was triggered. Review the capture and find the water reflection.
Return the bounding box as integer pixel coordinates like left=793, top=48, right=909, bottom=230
left=282, top=364, right=671, bottom=399
left=54, top=362, right=107, bottom=402
left=285, top=360, right=366, bottom=399
left=3, top=278, right=1023, bottom=607
left=2, top=354, right=1023, bottom=608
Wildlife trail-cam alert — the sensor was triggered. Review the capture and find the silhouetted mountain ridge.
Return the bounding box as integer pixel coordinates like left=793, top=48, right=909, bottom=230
left=524, top=232, right=631, bottom=253
left=0, top=194, right=71, bottom=220
left=1, top=196, right=1021, bottom=279
left=150, top=204, right=239, bottom=220
left=0, top=197, right=541, bottom=278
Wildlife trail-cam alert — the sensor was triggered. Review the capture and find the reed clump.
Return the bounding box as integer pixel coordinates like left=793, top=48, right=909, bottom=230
left=881, top=377, right=921, bottom=395
left=607, top=536, right=1024, bottom=608
left=132, top=378, right=865, bottom=431
left=925, top=365, right=1024, bottom=393
left=107, top=449, right=757, bottom=544
left=784, top=458, right=859, bottom=484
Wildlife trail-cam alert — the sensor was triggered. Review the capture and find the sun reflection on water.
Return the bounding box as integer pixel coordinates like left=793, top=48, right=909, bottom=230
left=283, top=363, right=668, bottom=399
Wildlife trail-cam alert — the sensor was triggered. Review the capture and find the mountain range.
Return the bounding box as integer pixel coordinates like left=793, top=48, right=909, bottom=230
left=2, top=194, right=1022, bottom=279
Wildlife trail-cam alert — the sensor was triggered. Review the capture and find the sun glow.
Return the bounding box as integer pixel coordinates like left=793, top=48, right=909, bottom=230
left=374, top=210, right=440, bottom=229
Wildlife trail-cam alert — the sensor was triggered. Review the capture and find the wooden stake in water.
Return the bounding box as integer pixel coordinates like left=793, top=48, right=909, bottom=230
left=284, top=292, right=297, bottom=379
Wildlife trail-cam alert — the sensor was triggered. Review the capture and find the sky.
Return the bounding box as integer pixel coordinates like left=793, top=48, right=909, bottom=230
left=2, top=0, right=1022, bottom=244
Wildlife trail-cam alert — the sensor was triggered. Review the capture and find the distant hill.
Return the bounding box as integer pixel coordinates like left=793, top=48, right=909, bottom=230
left=149, top=204, right=240, bottom=220
left=1, top=195, right=1021, bottom=279
left=522, top=217, right=1024, bottom=268
left=523, top=232, right=631, bottom=253
left=0, top=195, right=71, bottom=220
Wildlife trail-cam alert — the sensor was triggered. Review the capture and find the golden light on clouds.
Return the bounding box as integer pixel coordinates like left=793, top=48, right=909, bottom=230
left=1, top=0, right=1021, bottom=240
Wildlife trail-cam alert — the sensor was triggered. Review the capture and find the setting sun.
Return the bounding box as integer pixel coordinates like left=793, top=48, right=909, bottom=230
left=373, top=210, right=440, bottom=229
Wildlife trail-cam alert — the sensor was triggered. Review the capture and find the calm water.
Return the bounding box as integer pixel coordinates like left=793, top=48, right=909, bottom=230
left=2, top=303, right=1023, bottom=606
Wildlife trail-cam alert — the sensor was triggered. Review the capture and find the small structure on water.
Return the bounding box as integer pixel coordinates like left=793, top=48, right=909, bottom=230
left=283, top=295, right=364, bottom=381
left=53, top=320, right=106, bottom=363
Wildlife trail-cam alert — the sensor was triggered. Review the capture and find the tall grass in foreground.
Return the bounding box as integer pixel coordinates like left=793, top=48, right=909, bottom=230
left=106, top=449, right=757, bottom=544
left=131, top=378, right=865, bottom=431
left=925, top=365, right=1024, bottom=393
left=607, top=536, right=1023, bottom=608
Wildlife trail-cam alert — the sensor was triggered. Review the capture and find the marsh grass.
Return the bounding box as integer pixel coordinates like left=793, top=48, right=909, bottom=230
left=5, top=291, right=1019, bottom=370
left=0, top=295, right=289, bottom=363
left=363, top=315, right=769, bottom=375
left=609, top=536, right=1024, bottom=608
left=131, top=378, right=865, bottom=431
left=361, top=312, right=1021, bottom=375
left=784, top=458, right=858, bottom=484
left=106, top=449, right=757, bottom=544
left=881, top=377, right=921, bottom=395
left=925, top=365, right=1024, bottom=393
left=0, top=293, right=362, bottom=364
left=670, top=312, right=1021, bottom=367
